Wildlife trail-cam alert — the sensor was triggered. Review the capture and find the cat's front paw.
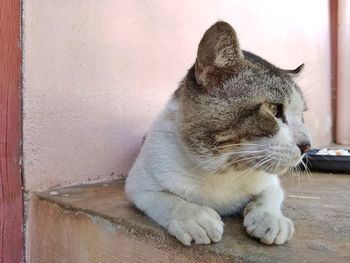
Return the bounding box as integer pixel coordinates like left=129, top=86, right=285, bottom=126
left=168, top=205, right=224, bottom=246
left=243, top=205, right=294, bottom=245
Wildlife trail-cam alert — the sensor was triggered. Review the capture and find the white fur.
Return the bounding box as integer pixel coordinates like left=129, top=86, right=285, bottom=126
left=125, top=93, right=308, bottom=245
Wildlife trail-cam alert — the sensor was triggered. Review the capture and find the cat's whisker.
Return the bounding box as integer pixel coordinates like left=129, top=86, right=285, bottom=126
left=294, top=164, right=302, bottom=190
left=287, top=167, right=296, bottom=188
left=204, top=152, right=270, bottom=182
left=208, top=136, right=226, bottom=151
left=213, top=143, right=263, bottom=150
left=256, top=153, right=276, bottom=169
left=240, top=156, right=274, bottom=180
left=232, top=162, right=259, bottom=180
left=207, top=139, right=264, bottom=152
left=300, top=159, right=313, bottom=186
left=231, top=151, right=276, bottom=171
left=229, top=154, right=269, bottom=165
left=235, top=153, right=275, bottom=179
left=273, top=154, right=282, bottom=175
left=216, top=149, right=265, bottom=158
left=262, top=161, right=274, bottom=174
left=201, top=149, right=266, bottom=166
left=261, top=156, right=276, bottom=173
left=234, top=154, right=271, bottom=172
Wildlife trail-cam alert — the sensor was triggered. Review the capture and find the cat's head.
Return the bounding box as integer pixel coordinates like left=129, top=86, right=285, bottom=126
left=176, top=21, right=310, bottom=174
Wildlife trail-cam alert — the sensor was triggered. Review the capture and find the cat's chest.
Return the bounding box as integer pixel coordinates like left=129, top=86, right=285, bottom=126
left=181, top=170, right=274, bottom=214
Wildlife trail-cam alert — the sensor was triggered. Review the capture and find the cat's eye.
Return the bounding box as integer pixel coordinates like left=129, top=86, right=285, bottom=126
left=267, top=104, right=278, bottom=116
left=266, top=103, right=284, bottom=121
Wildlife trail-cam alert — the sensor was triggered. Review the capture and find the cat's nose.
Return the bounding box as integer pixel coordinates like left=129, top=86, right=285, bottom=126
left=297, top=143, right=311, bottom=154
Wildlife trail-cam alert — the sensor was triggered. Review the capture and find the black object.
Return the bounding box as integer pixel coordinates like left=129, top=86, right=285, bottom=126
left=303, top=149, right=350, bottom=173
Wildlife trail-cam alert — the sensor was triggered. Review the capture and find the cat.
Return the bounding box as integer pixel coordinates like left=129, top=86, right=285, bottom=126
left=125, top=21, right=310, bottom=246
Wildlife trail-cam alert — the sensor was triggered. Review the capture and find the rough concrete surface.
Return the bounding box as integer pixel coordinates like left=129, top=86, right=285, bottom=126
left=27, top=173, right=350, bottom=263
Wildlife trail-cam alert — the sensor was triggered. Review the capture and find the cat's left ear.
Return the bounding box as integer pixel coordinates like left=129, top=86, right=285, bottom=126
left=280, top=63, right=304, bottom=77
left=195, top=21, right=244, bottom=89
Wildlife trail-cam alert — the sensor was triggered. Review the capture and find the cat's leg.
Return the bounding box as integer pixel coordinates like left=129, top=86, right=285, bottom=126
left=243, top=181, right=294, bottom=245
left=126, top=188, right=224, bottom=246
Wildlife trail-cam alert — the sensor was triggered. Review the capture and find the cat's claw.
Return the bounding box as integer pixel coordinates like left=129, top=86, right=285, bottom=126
left=168, top=206, right=224, bottom=246
left=243, top=204, right=294, bottom=245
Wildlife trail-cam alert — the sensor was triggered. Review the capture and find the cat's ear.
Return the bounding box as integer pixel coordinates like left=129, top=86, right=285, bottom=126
left=280, top=63, right=304, bottom=77
left=195, top=21, right=244, bottom=88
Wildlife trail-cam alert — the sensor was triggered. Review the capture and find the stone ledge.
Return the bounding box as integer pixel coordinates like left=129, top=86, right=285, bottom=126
left=27, top=173, right=350, bottom=263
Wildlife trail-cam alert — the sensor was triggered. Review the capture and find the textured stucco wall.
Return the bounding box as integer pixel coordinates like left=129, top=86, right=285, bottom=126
left=23, top=0, right=331, bottom=191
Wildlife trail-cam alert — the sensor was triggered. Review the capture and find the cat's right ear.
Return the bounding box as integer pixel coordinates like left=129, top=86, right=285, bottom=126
left=195, top=21, right=244, bottom=90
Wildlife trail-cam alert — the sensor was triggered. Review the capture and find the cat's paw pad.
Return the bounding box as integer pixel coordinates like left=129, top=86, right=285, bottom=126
left=168, top=206, right=224, bottom=246
left=243, top=207, right=294, bottom=245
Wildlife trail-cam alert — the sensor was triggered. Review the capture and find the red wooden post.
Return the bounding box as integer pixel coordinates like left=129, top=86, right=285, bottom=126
left=0, top=0, right=23, bottom=262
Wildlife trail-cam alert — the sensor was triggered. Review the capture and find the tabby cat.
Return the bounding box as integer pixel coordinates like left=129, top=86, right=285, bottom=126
left=125, top=21, right=310, bottom=245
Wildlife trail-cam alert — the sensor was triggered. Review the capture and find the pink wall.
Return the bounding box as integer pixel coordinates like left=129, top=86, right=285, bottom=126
left=23, top=0, right=331, bottom=191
